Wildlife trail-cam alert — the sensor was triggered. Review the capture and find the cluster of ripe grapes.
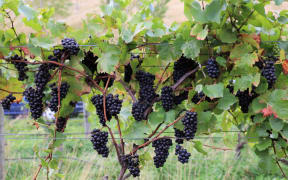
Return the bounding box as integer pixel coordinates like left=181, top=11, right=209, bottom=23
left=132, top=70, right=157, bottom=121
left=1, top=94, right=16, bottom=110
left=90, top=129, right=109, bottom=157
left=91, top=94, right=123, bottom=126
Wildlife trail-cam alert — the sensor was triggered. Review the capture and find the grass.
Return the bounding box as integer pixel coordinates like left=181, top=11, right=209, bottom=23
left=3, top=115, right=287, bottom=180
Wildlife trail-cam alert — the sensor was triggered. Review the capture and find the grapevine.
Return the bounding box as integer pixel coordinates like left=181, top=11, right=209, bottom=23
left=0, top=0, right=287, bottom=179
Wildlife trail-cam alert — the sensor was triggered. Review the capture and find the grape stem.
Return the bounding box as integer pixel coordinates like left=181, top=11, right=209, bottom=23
left=272, top=140, right=287, bottom=178
left=171, top=67, right=199, bottom=91
left=131, top=114, right=185, bottom=154
left=118, top=79, right=137, bottom=102
left=155, top=63, right=170, bottom=91
left=4, top=58, right=104, bottom=93
left=0, top=88, right=22, bottom=94
left=115, top=116, right=125, bottom=155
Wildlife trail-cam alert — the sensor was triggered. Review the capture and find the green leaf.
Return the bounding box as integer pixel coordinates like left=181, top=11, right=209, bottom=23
left=97, top=50, right=120, bottom=73
left=203, top=83, right=224, bottom=98
left=184, top=1, right=206, bottom=23
left=216, top=88, right=237, bottom=110
left=216, top=56, right=226, bottom=67
left=23, top=18, right=42, bottom=32
left=30, top=36, right=54, bottom=49
left=164, top=110, right=176, bottom=124
left=181, top=39, right=202, bottom=59
left=121, top=27, right=134, bottom=43
left=269, top=117, right=284, bottom=132
left=193, top=141, right=207, bottom=155
left=190, top=24, right=208, bottom=40
left=234, top=73, right=260, bottom=92
left=256, top=138, right=272, bottom=151
left=18, top=3, right=37, bottom=20
left=123, top=121, right=150, bottom=139
left=148, top=108, right=165, bottom=127
left=49, top=159, right=59, bottom=169
left=197, top=111, right=214, bottom=133
left=204, top=0, right=227, bottom=24
left=268, top=89, right=288, bottom=121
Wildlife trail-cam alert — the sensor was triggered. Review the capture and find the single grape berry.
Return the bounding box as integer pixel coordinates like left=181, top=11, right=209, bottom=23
left=173, top=91, right=188, bottom=105
left=96, top=72, right=114, bottom=88
left=182, top=111, right=197, bottom=140
left=82, top=51, right=98, bottom=75
left=34, top=64, right=51, bottom=91
left=49, top=82, right=70, bottom=112
left=23, top=87, right=44, bottom=119
left=124, top=63, right=133, bottom=83
left=152, top=138, right=173, bottom=168
left=173, top=55, right=198, bottom=83
left=175, top=145, right=191, bottom=164
left=206, top=58, right=220, bottom=78
left=90, top=129, right=109, bottom=158
left=191, top=91, right=211, bottom=104
left=236, top=88, right=258, bottom=113
left=56, top=117, right=68, bottom=132
left=132, top=101, right=150, bottom=121
left=61, top=38, right=80, bottom=56
left=174, top=128, right=185, bottom=144
left=161, top=86, right=174, bottom=112
left=1, top=94, right=16, bottom=110
left=261, top=60, right=277, bottom=88
left=123, top=154, right=140, bottom=177
left=11, top=55, right=28, bottom=81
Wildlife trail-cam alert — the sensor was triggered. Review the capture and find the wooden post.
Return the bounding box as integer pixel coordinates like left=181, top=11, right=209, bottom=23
left=83, top=103, right=90, bottom=137
left=0, top=104, right=5, bottom=180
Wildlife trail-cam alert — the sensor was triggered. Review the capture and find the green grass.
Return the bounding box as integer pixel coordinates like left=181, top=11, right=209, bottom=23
left=3, top=116, right=287, bottom=180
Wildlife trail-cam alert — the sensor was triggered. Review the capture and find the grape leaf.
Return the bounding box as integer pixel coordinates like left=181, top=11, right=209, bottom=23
left=269, top=117, right=284, bottom=132
left=18, top=3, right=37, bottom=20
left=203, top=83, right=224, bottom=98
left=216, top=88, right=237, bottom=110
left=217, top=28, right=237, bottom=43
left=97, top=50, right=120, bottom=73
left=267, top=89, right=288, bottom=121
left=193, top=141, right=207, bottom=155
left=181, top=38, right=202, bottom=59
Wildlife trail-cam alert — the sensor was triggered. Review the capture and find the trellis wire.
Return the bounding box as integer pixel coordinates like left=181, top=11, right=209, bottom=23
left=0, top=130, right=245, bottom=136
left=3, top=136, right=261, bottom=140
left=0, top=40, right=286, bottom=49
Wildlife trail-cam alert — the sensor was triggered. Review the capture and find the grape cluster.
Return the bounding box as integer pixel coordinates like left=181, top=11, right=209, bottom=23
left=91, top=94, right=123, bottom=126
left=173, top=91, right=188, bottom=105
left=49, top=82, right=70, bottom=112
left=131, top=101, right=150, bottom=121
left=182, top=111, right=197, bottom=140
left=61, top=38, right=80, bottom=56
left=175, top=145, right=191, bottom=164
left=82, top=51, right=98, bottom=75
left=191, top=91, right=211, bottom=104
left=152, top=138, right=172, bottom=168
left=132, top=71, right=157, bottom=121
left=124, top=63, right=133, bottom=83
left=1, top=94, right=16, bottom=110
left=11, top=55, right=28, bottom=81
left=161, top=86, right=174, bottom=112
left=123, top=154, right=140, bottom=177
left=236, top=88, right=258, bottom=113
left=173, top=55, right=198, bottom=83
left=34, top=64, right=51, bottom=91
left=106, top=94, right=123, bottom=116
left=261, top=60, right=277, bottom=88
left=90, top=129, right=109, bottom=158
left=53, top=49, right=66, bottom=60
left=136, top=70, right=157, bottom=102
left=174, top=128, right=185, bottom=144
left=206, top=58, right=220, bottom=78
left=96, top=72, right=114, bottom=88
left=56, top=117, right=68, bottom=132
left=23, top=87, right=44, bottom=119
